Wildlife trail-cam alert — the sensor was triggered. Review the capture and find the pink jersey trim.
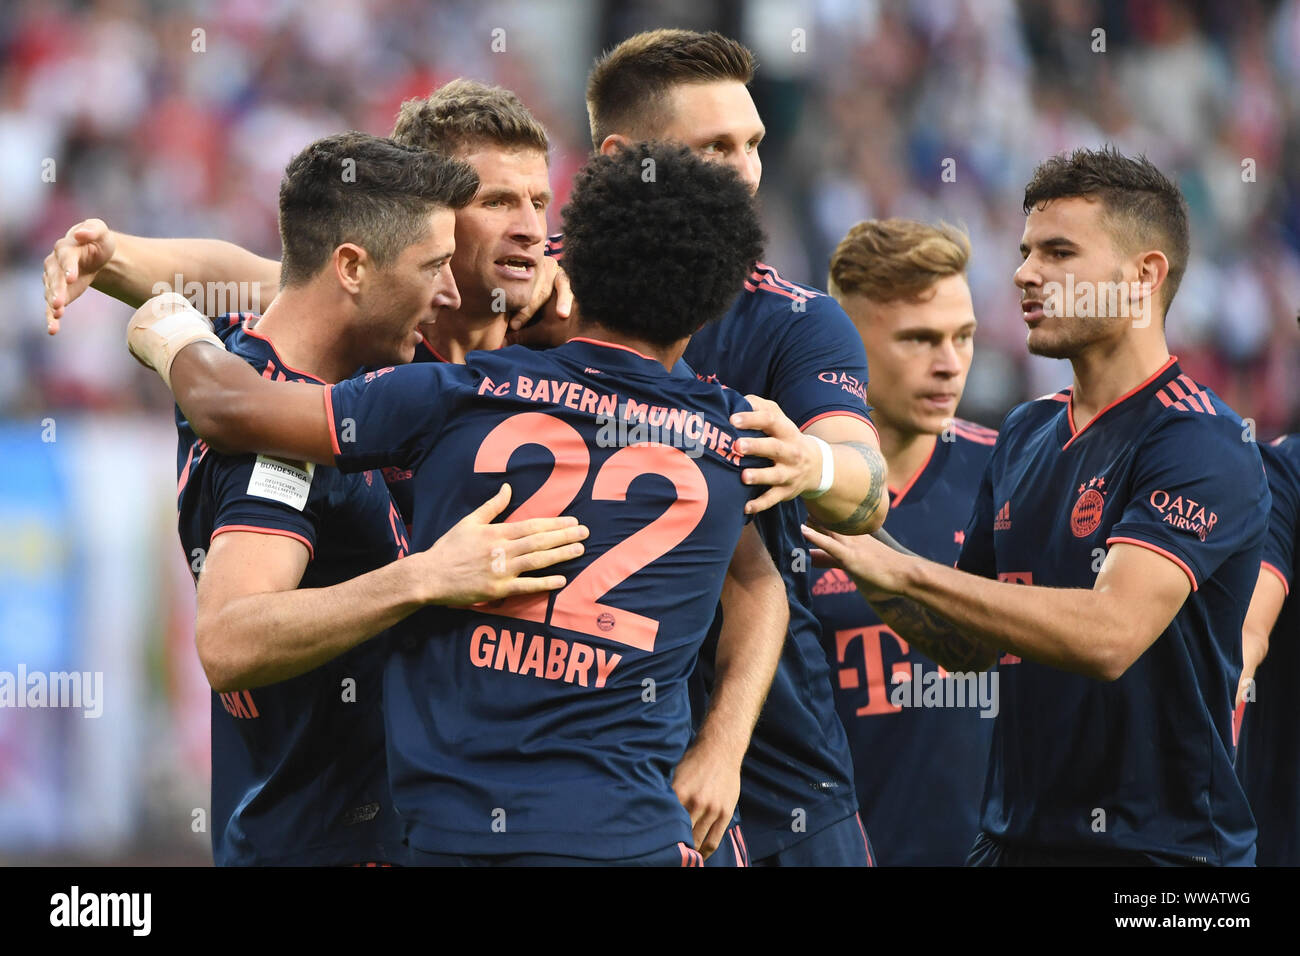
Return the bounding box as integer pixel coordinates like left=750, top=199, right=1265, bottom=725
left=1106, top=535, right=1197, bottom=592
left=567, top=336, right=657, bottom=363
left=241, top=325, right=326, bottom=383
left=212, top=524, right=314, bottom=560
left=1063, top=356, right=1178, bottom=451
left=889, top=438, right=937, bottom=508
left=800, top=410, right=879, bottom=440
left=1261, top=560, right=1290, bottom=596
left=324, top=385, right=342, bottom=457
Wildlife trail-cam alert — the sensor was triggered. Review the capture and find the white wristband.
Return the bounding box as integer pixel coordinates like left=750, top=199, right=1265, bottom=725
left=801, top=434, right=835, bottom=500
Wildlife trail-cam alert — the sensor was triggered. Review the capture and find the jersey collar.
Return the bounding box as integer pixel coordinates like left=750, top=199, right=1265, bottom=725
left=558, top=337, right=674, bottom=379
left=232, top=321, right=329, bottom=385
left=1059, top=355, right=1178, bottom=451
left=888, top=434, right=949, bottom=508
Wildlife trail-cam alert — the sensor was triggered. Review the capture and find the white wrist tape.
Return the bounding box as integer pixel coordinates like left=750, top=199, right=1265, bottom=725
left=801, top=434, right=835, bottom=500
left=127, top=292, right=224, bottom=390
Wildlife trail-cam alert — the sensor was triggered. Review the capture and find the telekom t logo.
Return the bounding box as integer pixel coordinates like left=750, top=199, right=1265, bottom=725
left=835, top=625, right=949, bottom=716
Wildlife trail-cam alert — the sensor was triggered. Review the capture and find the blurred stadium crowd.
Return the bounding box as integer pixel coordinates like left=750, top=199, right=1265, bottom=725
left=1, top=0, right=1300, bottom=860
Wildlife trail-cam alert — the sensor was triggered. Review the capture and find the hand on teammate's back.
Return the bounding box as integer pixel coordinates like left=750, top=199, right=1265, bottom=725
left=43, top=218, right=117, bottom=335
left=730, top=394, right=825, bottom=514
left=413, top=483, right=590, bottom=607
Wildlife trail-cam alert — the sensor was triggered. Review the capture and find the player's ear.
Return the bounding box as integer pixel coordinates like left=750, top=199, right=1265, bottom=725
left=1134, top=249, right=1169, bottom=318
left=333, top=243, right=366, bottom=295
left=598, top=134, right=631, bottom=157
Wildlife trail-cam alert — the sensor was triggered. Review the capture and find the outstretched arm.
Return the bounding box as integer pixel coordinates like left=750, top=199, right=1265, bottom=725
left=804, top=525, right=1191, bottom=680
left=129, top=293, right=335, bottom=462
left=44, top=218, right=281, bottom=332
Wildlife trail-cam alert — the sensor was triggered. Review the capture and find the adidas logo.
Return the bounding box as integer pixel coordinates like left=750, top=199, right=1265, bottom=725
left=813, top=568, right=857, bottom=596
left=993, top=501, right=1012, bottom=531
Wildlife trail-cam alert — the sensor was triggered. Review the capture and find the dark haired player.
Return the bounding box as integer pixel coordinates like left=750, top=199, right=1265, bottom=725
left=816, top=218, right=996, bottom=865
left=1234, top=434, right=1300, bottom=865
left=160, top=132, right=590, bottom=865
left=542, top=28, right=889, bottom=867
left=806, top=147, right=1268, bottom=866
left=42, top=79, right=783, bottom=863
left=128, top=143, right=788, bottom=865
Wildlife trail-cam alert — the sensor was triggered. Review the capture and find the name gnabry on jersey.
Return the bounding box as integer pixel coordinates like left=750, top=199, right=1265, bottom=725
left=470, top=624, right=623, bottom=687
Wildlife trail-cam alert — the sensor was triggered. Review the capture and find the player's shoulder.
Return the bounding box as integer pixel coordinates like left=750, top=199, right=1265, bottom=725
left=215, top=312, right=255, bottom=339
left=1000, top=387, right=1071, bottom=436
left=743, top=261, right=828, bottom=304
left=950, top=417, right=999, bottom=447
left=1259, top=434, right=1300, bottom=486
left=946, top=417, right=999, bottom=470
left=727, top=262, right=845, bottom=325
left=221, top=319, right=336, bottom=386
left=1137, top=378, right=1265, bottom=485
left=1142, top=375, right=1252, bottom=445
left=1148, top=371, right=1243, bottom=423
left=216, top=313, right=255, bottom=352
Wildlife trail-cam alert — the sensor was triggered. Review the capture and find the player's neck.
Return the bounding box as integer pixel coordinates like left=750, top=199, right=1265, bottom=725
left=254, top=288, right=356, bottom=384
left=420, top=309, right=507, bottom=364
left=877, top=423, right=937, bottom=493
left=1068, top=334, right=1171, bottom=430
left=576, top=322, right=686, bottom=371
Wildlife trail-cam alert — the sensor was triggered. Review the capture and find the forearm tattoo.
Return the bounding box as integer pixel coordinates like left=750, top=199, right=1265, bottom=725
left=820, top=441, right=887, bottom=533
left=872, top=596, right=994, bottom=672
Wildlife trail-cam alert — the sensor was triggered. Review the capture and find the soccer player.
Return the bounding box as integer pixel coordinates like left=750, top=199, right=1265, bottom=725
left=163, top=132, right=590, bottom=865
left=1234, top=434, right=1300, bottom=865
left=572, top=28, right=889, bottom=867
left=43, top=81, right=556, bottom=540
left=805, top=147, right=1269, bottom=866
left=815, top=219, right=996, bottom=865
left=44, top=79, right=781, bottom=862
left=42, top=80, right=568, bottom=343
left=129, top=143, right=788, bottom=866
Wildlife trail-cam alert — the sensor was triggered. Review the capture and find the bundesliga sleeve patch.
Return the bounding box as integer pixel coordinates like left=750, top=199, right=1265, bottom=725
left=246, top=455, right=316, bottom=511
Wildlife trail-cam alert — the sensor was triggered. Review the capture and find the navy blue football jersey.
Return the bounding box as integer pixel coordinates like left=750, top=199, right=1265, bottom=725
left=813, top=421, right=997, bottom=865
left=325, top=338, right=765, bottom=859
left=1236, top=435, right=1300, bottom=866
left=380, top=334, right=449, bottom=536
left=957, top=358, right=1267, bottom=865
left=682, top=263, right=873, bottom=860
left=176, top=318, right=410, bottom=866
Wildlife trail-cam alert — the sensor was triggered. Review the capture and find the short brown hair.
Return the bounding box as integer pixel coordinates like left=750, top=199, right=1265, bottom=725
left=1023, top=146, right=1189, bottom=314
left=829, top=219, right=971, bottom=304
left=585, top=30, right=756, bottom=149
left=278, top=132, right=478, bottom=287
left=392, top=78, right=549, bottom=158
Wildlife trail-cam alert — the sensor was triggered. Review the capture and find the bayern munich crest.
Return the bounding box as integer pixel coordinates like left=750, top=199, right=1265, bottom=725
left=1070, top=476, right=1107, bottom=538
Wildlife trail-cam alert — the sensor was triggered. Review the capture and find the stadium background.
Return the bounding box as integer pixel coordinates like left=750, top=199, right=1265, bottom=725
left=1, top=0, right=1297, bottom=863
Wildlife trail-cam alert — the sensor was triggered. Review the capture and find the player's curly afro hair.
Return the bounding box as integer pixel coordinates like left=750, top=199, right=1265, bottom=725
left=561, top=142, right=765, bottom=348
